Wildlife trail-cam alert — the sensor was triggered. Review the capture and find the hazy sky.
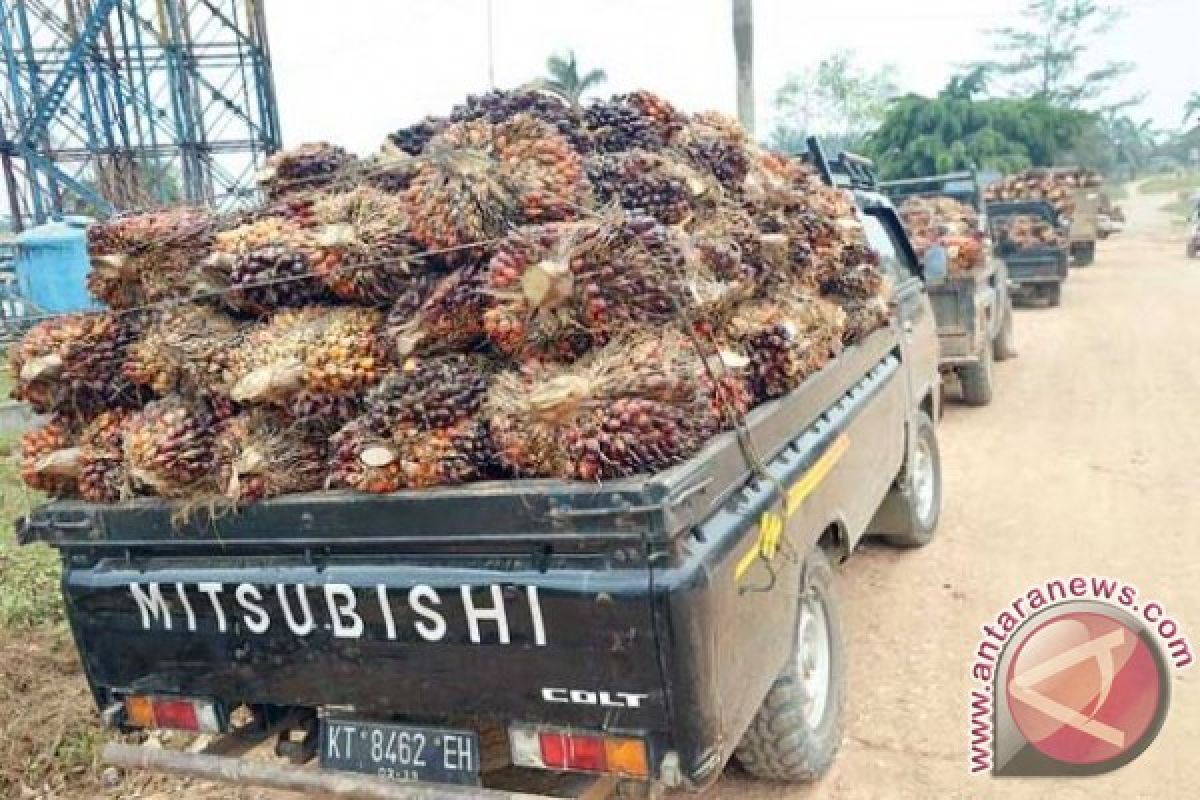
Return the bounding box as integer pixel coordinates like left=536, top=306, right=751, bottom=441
left=265, top=0, right=1196, bottom=154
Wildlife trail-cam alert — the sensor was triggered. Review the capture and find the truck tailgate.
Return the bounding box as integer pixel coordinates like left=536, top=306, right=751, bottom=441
left=63, top=553, right=668, bottom=730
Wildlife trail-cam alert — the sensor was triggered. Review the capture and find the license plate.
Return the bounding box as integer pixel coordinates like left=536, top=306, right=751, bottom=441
left=319, top=719, right=481, bottom=786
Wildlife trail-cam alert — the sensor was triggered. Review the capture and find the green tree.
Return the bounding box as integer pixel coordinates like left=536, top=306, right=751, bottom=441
left=732, top=0, right=755, bottom=134
left=769, top=50, right=897, bottom=153
left=975, top=0, right=1136, bottom=110
left=864, top=75, right=1092, bottom=179
left=1185, top=92, right=1200, bottom=126
left=543, top=50, right=608, bottom=105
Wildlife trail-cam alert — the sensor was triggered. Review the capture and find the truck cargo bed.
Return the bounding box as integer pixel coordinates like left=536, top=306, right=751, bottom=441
left=20, top=328, right=899, bottom=552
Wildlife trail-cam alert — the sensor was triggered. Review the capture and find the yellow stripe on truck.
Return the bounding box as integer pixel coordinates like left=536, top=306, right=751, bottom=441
left=735, top=434, right=850, bottom=582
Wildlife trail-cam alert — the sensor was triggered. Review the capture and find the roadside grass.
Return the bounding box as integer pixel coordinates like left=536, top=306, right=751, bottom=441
left=0, top=367, right=12, bottom=402
left=0, top=432, right=63, bottom=628
left=1140, top=172, right=1200, bottom=195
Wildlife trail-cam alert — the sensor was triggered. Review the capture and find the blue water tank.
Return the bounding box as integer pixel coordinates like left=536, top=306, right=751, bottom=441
left=15, top=217, right=99, bottom=313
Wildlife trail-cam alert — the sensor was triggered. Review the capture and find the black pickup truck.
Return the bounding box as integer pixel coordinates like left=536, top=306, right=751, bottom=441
left=988, top=200, right=1070, bottom=307
left=20, top=149, right=943, bottom=799
left=881, top=171, right=1016, bottom=407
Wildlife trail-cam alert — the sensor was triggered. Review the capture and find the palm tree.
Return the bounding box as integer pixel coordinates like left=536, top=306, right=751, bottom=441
left=1185, top=92, right=1200, bottom=127
left=732, top=0, right=755, bottom=134
left=544, top=50, right=607, bottom=105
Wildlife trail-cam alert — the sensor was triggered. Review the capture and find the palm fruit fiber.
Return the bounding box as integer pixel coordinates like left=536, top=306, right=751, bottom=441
left=10, top=313, right=145, bottom=415
left=231, top=307, right=387, bottom=407
left=86, top=207, right=214, bottom=308
left=123, top=397, right=217, bottom=497
left=215, top=411, right=327, bottom=504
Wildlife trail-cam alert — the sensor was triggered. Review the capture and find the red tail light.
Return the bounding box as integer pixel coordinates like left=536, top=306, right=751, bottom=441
left=510, top=725, right=649, bottom=778
left=123, top=696, right=220, bottom=733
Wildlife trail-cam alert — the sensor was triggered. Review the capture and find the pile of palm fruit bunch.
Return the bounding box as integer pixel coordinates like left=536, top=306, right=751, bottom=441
left=983, top=167, right=1103, bottom=218
left=11, top=85, right=891, bottom=504
left=991, top=213, right=1067, bottom=253
left=897, top=196, right=986, bottom=274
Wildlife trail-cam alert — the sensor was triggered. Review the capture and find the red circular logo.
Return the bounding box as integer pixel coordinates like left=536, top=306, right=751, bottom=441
left=1005, top=611, right=1162, bottom=766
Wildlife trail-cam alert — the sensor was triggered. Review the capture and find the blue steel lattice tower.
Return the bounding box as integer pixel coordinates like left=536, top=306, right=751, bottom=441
left=0, top=0, right=282, bottom=230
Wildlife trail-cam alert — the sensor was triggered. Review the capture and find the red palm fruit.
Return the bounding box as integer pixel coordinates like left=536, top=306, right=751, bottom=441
left=365, top=355, right=490, bottom=433
left=230, top=307, right=388, bottom=407
left=86, top=207, right=214, bottom=308
left=123, top=397, right=217, bottom=497
left=329, top=417, right=405, bottom=494
left=389, top=265, right=488, bottom=358
left=123, top=306, right=243, bottom=400
left=586, top=149, right=714, bottom=225
left=20, top=416, right=81, bottom=496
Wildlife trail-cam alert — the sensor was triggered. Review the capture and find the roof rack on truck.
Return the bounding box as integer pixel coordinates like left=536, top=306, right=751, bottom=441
left=803, top=136, right=880, bottom=191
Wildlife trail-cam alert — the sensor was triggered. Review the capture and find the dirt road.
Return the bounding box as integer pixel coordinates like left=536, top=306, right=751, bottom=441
left=712, top=190, right=1200, bottom=797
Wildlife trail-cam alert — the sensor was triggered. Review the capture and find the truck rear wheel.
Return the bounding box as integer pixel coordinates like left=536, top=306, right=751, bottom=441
left=993, top=304, right=1017, bottom=361
left=1044, top=283, right=1062, bottom=307
left=959, top=345, right=994, bottom=406
left=879, top=412, right=942, bottom=548
left=735, top=547, right=845, bottom=783
left=1072, top=241, right=1095, bottom=267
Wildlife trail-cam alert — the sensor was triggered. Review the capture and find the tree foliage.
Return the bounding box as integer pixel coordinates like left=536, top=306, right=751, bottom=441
left=769, top=50, right=896, bottom=153
left=974, top=0, right=1136, bottom=111
left=544, top=50, right=608, bottom=105
left=864, top=76, right=1092, bottom=179
left=1186, top=92, right=1200, bottom=127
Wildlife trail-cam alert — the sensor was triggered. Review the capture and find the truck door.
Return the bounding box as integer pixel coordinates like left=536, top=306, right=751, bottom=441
left=861, top=208, right=939, bottom=407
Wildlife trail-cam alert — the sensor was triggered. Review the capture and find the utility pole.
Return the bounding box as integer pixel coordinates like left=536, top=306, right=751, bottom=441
left=732, top=0, right=755, bottom=135
left=486, top=0, right=496, bottom=89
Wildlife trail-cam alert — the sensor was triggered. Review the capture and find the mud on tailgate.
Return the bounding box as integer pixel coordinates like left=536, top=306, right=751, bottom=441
left=65, top=558, right=669, bottom=731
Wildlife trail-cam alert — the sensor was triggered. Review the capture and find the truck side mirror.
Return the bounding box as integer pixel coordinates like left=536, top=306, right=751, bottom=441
left=924, top=245, right=948, bottom=285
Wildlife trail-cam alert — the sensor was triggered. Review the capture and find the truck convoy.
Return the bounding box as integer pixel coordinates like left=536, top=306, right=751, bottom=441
left=17, top=136, right=944, bottom=797
left=882, top=171, right=1016, bottom=406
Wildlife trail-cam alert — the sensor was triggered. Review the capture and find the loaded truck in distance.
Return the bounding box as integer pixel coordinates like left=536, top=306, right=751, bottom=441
left=19, top=146, right=943, bottom=798
left=988, top=200, right=1070, bottom=308
left=881, top=171, right=1016, bottom=407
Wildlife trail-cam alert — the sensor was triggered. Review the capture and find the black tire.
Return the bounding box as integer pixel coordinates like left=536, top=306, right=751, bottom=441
left=880, top=411, right=942, bottom=548
left=1044, top=283, right=1062, bottom=307
left=735, top=547, right=845, bottom=783
left=1188, top=244, right=1199, bottom=259
left=1072, top=241, right=1095, bottom=267
left=993, top=303, right=1017, bottom=361
left=959, top=345, right=994, bottom=407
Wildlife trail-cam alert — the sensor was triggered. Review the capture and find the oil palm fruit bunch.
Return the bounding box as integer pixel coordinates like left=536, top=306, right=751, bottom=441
left=365, top=355, right=490, bottom=432
left=481, top=214, right=684, bottom=361
left=586, top=150, right=714, bottom=225
left=485, top=331, right=722, bottom=480
left=123, top=397, right=217, bottom=497
left=87, top=207, right=214, bottom=308
left=214, top=411, right=326, bottom=504
left=11, top=312, right=145, bottom=415
left=838, top=296, right=890, bottom=345
left=491, top=114, right=590, bottom=223
left=123, top=306, right=243, bottom=399
left=819, top=259, right=887, bottom=303
left=677, top=111, right=753, bottom=192
left=361, top=146, right=421, bottom=194
left=309, top=187, right=423, bottom=305
left=78, top=409, right=132, bottom=503
left=388, top=265, right=487, bottom=358
left=387, top=116, right=449, bottom=156
left=231, top=307, right=388, bottom=407
left=20, top=415, right=81, bottom=495
left=584, top=91, right=684, bottom=154
left=451, top=88, right=594, bottom=153
left=332, top=419, right=497, bottom=493
left=724, top=292, right=847, bottom=403
left=287, top=390, right=364, bottom=436
left=227, top=245, right=330, bottom=315
left=259, top=142, right=356, bottom=200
